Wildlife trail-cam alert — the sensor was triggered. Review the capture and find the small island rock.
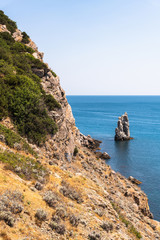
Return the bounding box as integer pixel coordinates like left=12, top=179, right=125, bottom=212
left=115, top=112, right=132, bottom=141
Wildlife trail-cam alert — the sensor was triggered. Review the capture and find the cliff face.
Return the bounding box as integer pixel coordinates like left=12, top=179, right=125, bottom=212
left=0, top=12, right=160, bottom=240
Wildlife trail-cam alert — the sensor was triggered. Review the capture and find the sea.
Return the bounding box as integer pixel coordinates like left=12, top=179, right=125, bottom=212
left=67, top=95, right=160, bottom=221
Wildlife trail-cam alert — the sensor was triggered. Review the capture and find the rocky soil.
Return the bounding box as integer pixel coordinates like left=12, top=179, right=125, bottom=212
left=0, top=24, right=160, bottom=240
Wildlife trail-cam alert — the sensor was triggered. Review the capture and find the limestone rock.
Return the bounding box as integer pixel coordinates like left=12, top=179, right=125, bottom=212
left=80, top=134, right=102, bottom=150
left=115, top=112, right=132, bottom=141
left=0, top=135, right=5, bottom=143
left=95, top=152, right=111, bottom=160
left=0, top=24, right=11, bottom=34
left=12, top=29, right=23, bottom=42
left=32, top=51, right=44, bottom=61
left=128, top=176, right=142, bottom=185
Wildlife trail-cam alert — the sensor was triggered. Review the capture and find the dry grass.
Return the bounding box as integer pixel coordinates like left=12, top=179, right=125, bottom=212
left=0, top=231, right=11, bottom=240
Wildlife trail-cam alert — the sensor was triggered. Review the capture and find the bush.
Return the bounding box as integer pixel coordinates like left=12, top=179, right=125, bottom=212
left=35, top=209, right=47, bottom=221
left=0, top=190, right=23, bottom=227
left=0, top=14, right=60, bottom=145
left=21, top=31, right=30, bottom=44
left=69, top=214, right=79, bottom=227
left=54, top=207, right=68, bottom=220
left=50, top=70, right=57, bottom=77
left=129, top=225, right=142, bottom=239
left=88, top=232, right=101, bottom=240
left=43, top=191, right=59, bottom=208
left=0, top=123, right=37, bottom=157
left=11, top=42, right=34, bottom=54
left=73, top=147, right=78, bottom=156
left=49, top=221, right=65, bottom=235
left=0, top=11, right=17, bottom=33
left=0, top=151, right=48, bottom=180
left=0, top=32, right=14, bottom=45
left=100, top=222, right=113, bottom=232
left=44, top=94, right=61, bottom=110
left=60, top=181, right=83, bottom=204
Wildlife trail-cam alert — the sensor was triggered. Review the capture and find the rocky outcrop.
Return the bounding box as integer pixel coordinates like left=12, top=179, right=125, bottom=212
left=27, top=39, right=44, bottom=61
left=128, top=176, right=142, bottom=185
left=95, top=151, right=111, bottom=160
left=115, top=112, right=132, bottom=141
left=80, top=134, right=102, bottom=151
left=12, top=29, right=23, bottom=42
left=0, top=24, right=10, bottom=33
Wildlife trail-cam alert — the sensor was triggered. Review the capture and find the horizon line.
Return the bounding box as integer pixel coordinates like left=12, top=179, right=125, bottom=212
left=66, top=94, right=160, bottom=96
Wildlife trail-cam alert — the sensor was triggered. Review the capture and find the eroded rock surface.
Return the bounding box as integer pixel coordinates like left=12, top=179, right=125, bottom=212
left=115, top=112, right=131, bottom=141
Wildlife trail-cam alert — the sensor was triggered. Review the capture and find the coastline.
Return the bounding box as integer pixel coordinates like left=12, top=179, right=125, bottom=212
left=67, top=95, right=160, bottom=221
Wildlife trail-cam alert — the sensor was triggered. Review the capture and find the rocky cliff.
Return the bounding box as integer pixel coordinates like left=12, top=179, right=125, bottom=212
left=0, top=12, right=160, bottom=240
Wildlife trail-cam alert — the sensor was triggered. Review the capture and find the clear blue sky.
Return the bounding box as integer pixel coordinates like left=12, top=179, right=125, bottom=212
left=1, top=0, right=160, bottom=95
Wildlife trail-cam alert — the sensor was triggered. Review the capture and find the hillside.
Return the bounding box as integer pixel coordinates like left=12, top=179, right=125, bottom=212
left=0, top=11, right=160, bottom=240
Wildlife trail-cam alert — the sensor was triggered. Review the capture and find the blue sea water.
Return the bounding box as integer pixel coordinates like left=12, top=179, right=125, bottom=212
left=67, top=95, right=160, bottom=221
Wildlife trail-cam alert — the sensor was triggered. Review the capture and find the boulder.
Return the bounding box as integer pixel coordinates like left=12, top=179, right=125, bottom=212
left=95, top=152, right=111, bottom=160
left=115, top=112, right=132, bottom=141
left=12, top=29, right=23, bottom=42
left=80, top=133, right=102, bottom=150
left=128, top=176, right=142, bottom=185
left=100, top=152, right=111, bottom=159
left=0, top=24, right=11, bottom=34
left=0, top=135, right=5, bottom=143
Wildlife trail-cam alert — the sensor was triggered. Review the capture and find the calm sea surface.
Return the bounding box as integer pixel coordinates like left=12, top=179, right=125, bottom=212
left=67, top=95, right=160, bottom=221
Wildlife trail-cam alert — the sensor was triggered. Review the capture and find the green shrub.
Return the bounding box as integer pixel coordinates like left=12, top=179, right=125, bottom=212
left=21, top=31, right=30, bottom=44
left=129, top=225, right=142, bottom=239
left=11, top=42, right=34, bottom=54
left=44, top=94, right=61, bottom=110
left=0, top=151, right=47, bottom=180
left=0, top=123, right=37, bottom=157
left=51, top=70, right=57, bottom=77
left=73, top=147, right=78, bottom=156
left=111, top=202, right=142, bottom=239
left=0, top=23, right=59, bottom=145
left=0, top=32, right=14, bottom=45
left=0, top=10, right=17, bottom=33
left=26, top=53, right=47, bottom=69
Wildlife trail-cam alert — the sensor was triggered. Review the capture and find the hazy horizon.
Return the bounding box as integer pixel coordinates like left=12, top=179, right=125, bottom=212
left=1, top=0, right=160, bottom=95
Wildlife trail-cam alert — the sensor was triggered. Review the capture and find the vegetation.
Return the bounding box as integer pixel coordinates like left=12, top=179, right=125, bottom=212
left=0, top=123, right=37, bottom=157
left=129, top=225, right=142, bottom=239
left=50, top=70, right=57, bottom=78
left=21, top=31, right=30, bottom=44
left=44, top=93, right=61, bottom=110
left=0, top=10, right=17, bottom=33
left=0, top=12, right=60, bottom=145
left=0, top=150, right=48, bottom=180
left=111, top=202, right=142, bottom=239
left=73, top=147, right=78, bottom=156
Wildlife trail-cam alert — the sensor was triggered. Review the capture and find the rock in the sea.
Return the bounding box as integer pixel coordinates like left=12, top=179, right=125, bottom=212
left=115, top=112, right=132, bottom=141
left=80, top=133, right=102, bottom=151
left=95, top=152, right=111, bottom=160
left=128, top=176, right=142, bottom=185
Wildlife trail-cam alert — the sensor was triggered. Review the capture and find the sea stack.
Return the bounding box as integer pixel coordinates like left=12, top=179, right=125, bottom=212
left=115, top=112, right=132, bottom=141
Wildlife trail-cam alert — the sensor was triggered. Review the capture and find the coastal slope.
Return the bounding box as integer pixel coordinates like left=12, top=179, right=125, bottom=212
left=0, top=11, right=160, bottom=240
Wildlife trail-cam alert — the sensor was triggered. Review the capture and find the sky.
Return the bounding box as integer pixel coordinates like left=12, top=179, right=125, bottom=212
left=1, top=0, right=160, bottom=95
